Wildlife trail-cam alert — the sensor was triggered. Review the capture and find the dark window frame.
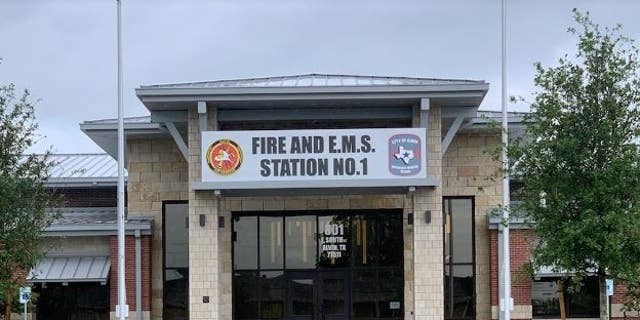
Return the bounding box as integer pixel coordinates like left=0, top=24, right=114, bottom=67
left=531, top=276, right=600, bottom=319
left=443, top=196, right=477, bottom=320
left=162, top=200, right=189, bottom=320
left=231, top=209, right=404, bottom=320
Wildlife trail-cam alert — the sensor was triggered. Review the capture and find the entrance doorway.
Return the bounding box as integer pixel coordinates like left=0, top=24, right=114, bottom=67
left=232, top=209, right=404, bottom=319
left=286, top=271, right=349, bottom=320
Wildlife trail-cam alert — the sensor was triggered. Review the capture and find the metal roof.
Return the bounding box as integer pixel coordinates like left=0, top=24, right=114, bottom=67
left=82, top=115, right=152, bottom=125
left=46, top=207, right=152, bottom=236
left=49, top=154, right=120, bottom=179
left=140, top=73, right=486, bottom=89
left=28, top=256, right=110, bottom=283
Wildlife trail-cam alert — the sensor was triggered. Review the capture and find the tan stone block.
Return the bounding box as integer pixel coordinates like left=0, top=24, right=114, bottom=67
left=130, top=162, right=152, bottom=173
left=242, top=200, right=263, bottom=211
left=141, top=171, right=161, bottom=182
left=140, top=191, right=159, bottom=202
left=160, top=171, right=180, bottom=182
left=284, top=199, right=306, bottom=210
left=327, top=197, right=349, bottom=209
left=130, top=140, right=152, bottom=153
left=458, top=166, right=479, bottom=177
left=306, top=199, right=327, bottom=209
left=263, top=199, right=284, bottom=210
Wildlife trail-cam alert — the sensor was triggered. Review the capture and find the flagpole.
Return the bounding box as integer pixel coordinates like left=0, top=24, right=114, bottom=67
left=500, top=0, right=512, bottom=318
left=116, top=0, right=128, bottom=318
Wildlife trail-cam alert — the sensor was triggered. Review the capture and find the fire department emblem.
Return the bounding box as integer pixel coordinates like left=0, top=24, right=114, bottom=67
left=206, top=139, right=243, bottom=175
left=388, top=134, right=421, bottom=176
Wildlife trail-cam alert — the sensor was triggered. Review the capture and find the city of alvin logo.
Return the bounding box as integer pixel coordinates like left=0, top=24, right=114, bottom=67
left=206, top=139, right=243, bottom=175
left=388, top=134, right=421, bottom=176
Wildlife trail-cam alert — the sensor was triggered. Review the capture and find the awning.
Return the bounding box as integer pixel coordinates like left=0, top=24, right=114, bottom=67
left=535, top=265, right=596, bottom=278
left=535, top=265, right=570, bottom=278
left=28, top=256, right=110, bottom=284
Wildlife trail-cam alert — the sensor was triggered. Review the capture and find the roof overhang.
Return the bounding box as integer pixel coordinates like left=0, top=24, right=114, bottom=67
left=45, top=220, right=153, bottom=237
left=44, top=207, right=153, bottom=237
left=45, top=177, right=121, bottom=188
left=135, top=83, right=489, bottom=111
left=80, top=121, right=167, bottom=160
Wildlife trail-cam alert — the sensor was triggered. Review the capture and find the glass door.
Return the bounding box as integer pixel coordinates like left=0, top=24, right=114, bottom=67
left=287, top=272, right=315, bottom=320
left=286, top=271, right=349, bottom=320
left=318, top=271, right=349, bottom=320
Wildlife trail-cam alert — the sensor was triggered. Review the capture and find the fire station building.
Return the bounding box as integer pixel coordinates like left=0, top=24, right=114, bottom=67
left=62, top=74, right=618, bottom=320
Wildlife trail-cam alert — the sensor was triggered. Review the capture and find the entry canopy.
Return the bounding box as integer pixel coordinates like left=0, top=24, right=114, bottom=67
left=135, top=73, right=489, bottom=111
left=28, top=256, right=111, bottom=284
left=81, top=74, right=504, bottom=195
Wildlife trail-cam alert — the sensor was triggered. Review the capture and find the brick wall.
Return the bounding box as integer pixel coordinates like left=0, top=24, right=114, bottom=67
left=489, top=229, right=533, bottom=320
left=109, top=235, right=152, bottom=312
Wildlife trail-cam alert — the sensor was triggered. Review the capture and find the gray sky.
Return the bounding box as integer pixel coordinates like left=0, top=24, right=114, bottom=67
left=1, top=0, right=639, bottom=154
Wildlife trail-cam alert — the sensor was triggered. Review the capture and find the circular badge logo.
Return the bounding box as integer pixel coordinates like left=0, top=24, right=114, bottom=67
left=206, top=139, right=243, bottom=175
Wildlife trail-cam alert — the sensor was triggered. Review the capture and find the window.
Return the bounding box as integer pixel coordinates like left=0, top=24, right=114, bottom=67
left=163, top=201, right=189, bottom=320
left=286, top=215, right=316, bottom=269
left=532, top=277, right=599, bottom=318
left=444, top=197, right=475, bottom=319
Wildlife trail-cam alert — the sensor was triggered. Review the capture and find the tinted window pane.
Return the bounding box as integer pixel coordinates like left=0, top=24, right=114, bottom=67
left=378, top=214, right=403, bottom=266
left=285, top=216, right=317, bottom=269
left=322, top=277, right=346, bottom=315
left=318, top=215, right=350, bottom=268
left=233, top=216, right=257, bottom=270
left=164, top=202, right=189, bottom=320
left=532, top=277, right=600, bottom=318
left=353, top=216, right=377, bottom=266
left=532, top=280, right=560, bottom=317
left=352, top=270, right=377, bottom=318
left=567, top=277, right=599, bottom=317
left=233, top=272, right=259, bottom=319
left=260, top=271, right=284, bottom=319
left=451, top=199, right=473, bottom=264
left=378, top=268, right=403, bottom=318
left=290, top=278, right=314, bottom=316
left=444, top=198, right=475, bottom=320
left=260, top=216, right=283, bottom=269
left=164, top=268, right=188, bottom=319
left=165, top=203, right=189, bottom=268
left=450, top=265, right=474, bottom=318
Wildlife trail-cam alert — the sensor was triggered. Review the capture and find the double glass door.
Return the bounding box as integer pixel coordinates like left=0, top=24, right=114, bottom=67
left=286, top=271, right=349, bottom=320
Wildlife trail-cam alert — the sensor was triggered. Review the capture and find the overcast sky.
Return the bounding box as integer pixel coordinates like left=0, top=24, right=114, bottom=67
left=1, top=0, right=639, bottom=153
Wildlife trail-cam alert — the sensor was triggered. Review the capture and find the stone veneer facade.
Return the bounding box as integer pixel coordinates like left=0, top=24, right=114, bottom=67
left=124, top=105, right=505, bottom=319
left=127, top=138, right=189, bottom=318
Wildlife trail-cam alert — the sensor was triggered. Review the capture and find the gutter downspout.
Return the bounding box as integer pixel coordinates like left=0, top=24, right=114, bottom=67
left=135, top=229, right=142, bottom=320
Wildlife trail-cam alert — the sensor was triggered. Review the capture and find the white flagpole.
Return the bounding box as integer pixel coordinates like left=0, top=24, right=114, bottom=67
left=499, top=0, right=512, bottom=318
left=116, top=0, right=128, bottom=318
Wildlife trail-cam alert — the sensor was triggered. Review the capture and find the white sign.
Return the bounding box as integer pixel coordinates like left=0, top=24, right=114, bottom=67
left=606, top=279, right=614, bottom=296
left=199, top=128, right=428, bottom=189
left=321, top=221, right=347, bottom=259
left=19, top=287, right=31, bottom=304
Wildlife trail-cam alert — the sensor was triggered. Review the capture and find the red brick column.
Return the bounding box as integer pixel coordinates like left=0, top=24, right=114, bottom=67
left=489, top=229, right=533, bottom=319
left=612, top=284, right=640, bottom=319
left=109, top=235, right=152, bottom=313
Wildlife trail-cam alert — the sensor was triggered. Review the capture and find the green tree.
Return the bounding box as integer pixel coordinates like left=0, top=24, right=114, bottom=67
left=509, top=9, right=640, bottom=320
left=0, top=79, right=58, bottom=319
